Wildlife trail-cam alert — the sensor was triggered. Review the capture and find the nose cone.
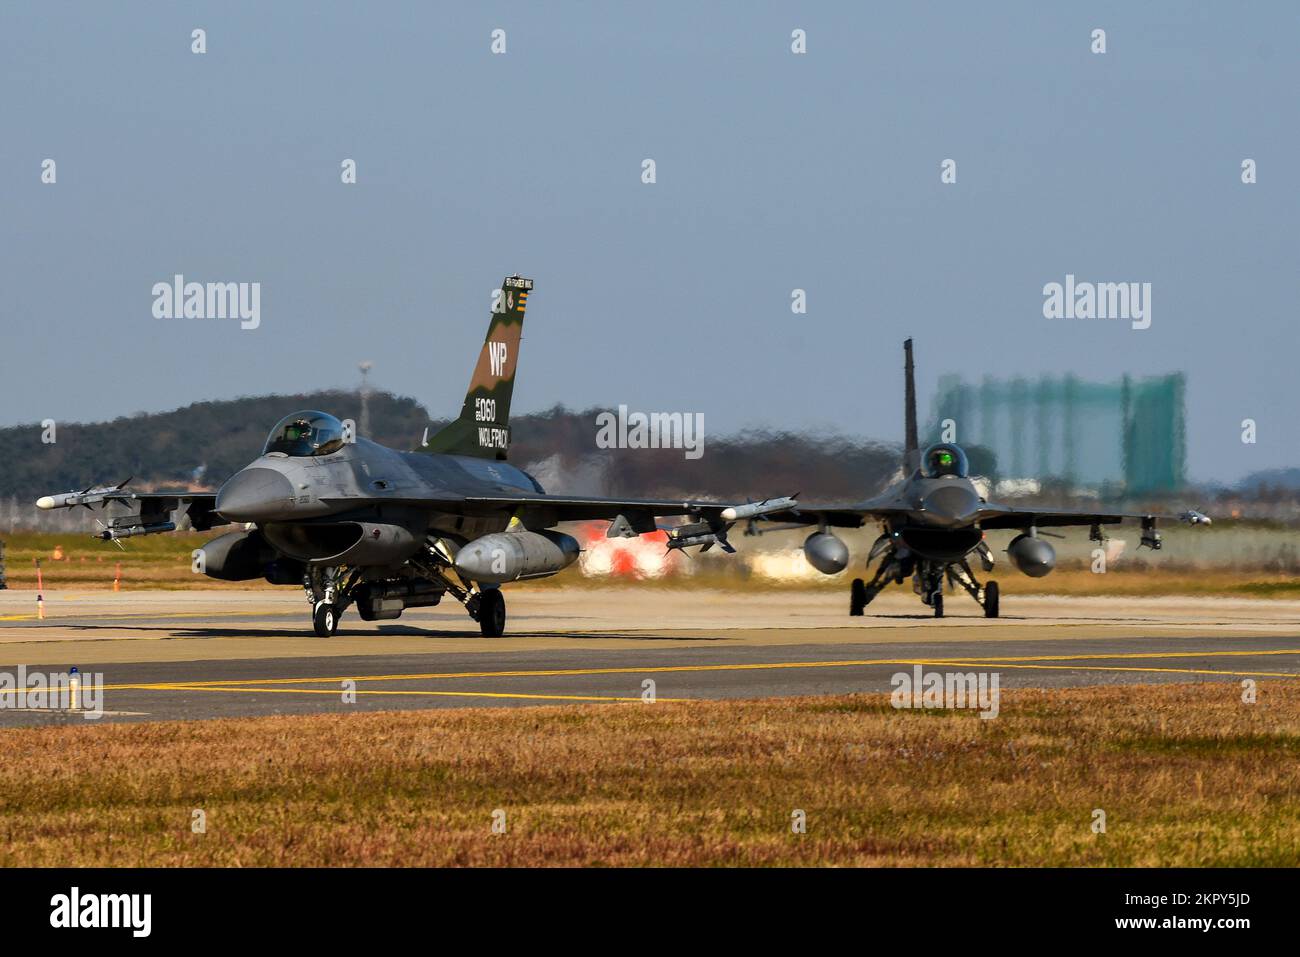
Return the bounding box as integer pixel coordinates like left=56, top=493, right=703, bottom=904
left=215, top=467, right=296, bottom=522
left=919, top=484, right=981, bottom=527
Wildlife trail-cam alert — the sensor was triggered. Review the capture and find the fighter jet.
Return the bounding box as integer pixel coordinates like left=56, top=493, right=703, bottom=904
left=37, top=276, right=790, bottom=636
left=752, top=340, right=1209, bottom=618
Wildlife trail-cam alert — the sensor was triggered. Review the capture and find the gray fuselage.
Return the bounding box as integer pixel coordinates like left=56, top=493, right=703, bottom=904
left=214, top=437, right=544, bottom=543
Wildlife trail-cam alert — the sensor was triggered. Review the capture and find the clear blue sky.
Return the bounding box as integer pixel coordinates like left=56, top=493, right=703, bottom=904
left=2, top=2, right=1295, bottom=484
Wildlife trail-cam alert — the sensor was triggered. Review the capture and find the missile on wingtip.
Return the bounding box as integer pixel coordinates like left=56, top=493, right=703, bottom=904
left=37, top=490, right=105, bottom=510
left=37, top=481, right=131, bottom=510
left=1180, top=509, right=1212, bottom=526
left=719, top=496, right=798, bottom=522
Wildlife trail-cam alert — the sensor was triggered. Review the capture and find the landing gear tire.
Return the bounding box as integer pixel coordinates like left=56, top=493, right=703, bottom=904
left=478, top=589, right=506, bottom=638
left=983, top=581, right=1000, bottom=619
left=313, top=602, right=340, bottom=637
left=932, top=592, right=944, bottom=619
left=850, top=578, right=867, bottom=616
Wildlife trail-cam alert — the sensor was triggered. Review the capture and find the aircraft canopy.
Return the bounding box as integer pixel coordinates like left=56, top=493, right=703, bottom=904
left=263, top=411, right=346, bottom=458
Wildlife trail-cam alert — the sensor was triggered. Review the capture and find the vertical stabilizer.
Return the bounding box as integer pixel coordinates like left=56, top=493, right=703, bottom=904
left=903, top=338, right=920, bottom=472
left=420, top=276, right=532, bottom=460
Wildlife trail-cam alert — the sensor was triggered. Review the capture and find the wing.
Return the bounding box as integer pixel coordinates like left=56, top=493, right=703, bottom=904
left=752, top=500, right=1210, bottom=539
left=462, top=492, right=733, bottom=523
left=752, top=491, right=913, bottom=529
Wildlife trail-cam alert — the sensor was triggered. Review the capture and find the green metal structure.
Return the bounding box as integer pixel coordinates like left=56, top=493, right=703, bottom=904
left=925, top=372, right=1186, bottom=494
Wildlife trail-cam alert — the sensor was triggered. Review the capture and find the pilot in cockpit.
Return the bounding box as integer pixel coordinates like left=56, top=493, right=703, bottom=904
left=263, top=411, right=346, bottom=457
left=920, top=443, right=969, bottom=479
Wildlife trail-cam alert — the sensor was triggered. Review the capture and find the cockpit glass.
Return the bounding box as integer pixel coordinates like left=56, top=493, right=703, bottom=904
left=921, top=443, right=969, bottom=479
left=263, top=411, right=346, bottom=457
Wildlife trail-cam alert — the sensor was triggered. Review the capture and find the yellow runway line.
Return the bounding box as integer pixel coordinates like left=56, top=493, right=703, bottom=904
left=93, top=647, right=1300, bottom=694
left=97, top=658, right=996, bottom=691
left=917, top=660, right=1300, bottom=680
left=932, top=648, right=1300, bottom=664
left=120, top=684, right=676, bottom=703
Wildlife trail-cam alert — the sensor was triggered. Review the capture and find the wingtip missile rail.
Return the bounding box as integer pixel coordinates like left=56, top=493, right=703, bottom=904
left=36, top=478, right=133, bottom=511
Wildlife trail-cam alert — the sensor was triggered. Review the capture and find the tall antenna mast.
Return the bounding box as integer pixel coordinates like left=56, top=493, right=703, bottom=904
left=358, top=360, right=373, bottom=438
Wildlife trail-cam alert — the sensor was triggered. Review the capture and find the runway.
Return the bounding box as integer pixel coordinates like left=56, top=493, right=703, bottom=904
left=0, top=587, right=1297, bottom=723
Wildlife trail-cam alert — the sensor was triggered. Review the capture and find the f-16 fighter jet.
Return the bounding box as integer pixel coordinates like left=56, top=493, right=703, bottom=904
left=750, top=340, right=1209, bottom=619
left=37, top=277, right=790, bottom=636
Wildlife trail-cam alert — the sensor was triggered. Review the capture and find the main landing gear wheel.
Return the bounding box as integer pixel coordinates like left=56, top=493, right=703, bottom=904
left=932, top=592, right=944, bottom=619
left=478, top=589, right=506, bottom=638
left=313, top=602, right=340, bottom=637
left=850, top=578, right=868, bottom=616
left=983, top=581, right=1000, bottom=619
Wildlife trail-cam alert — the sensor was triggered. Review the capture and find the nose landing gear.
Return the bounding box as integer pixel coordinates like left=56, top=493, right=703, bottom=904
left=305, top=566, right=355, bottom=637
left=312, top=601, right=340, bottom=637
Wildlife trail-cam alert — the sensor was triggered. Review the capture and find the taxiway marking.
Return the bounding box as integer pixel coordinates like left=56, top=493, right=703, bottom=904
left=112, top=686, right=672, bottom=703
left=87, top=647, right=1300, bottom=696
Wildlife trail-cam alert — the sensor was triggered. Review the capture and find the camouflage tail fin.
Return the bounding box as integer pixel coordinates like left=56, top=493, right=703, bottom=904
left=420, top=276, right=532, bottom=460
left=903, top=338, right=920, bottom=473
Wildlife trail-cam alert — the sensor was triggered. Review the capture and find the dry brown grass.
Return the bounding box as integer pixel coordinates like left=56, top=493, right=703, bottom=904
left=2, top=532, right=212, bottom=590
left=1, top=683, right=1298, bottom=866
